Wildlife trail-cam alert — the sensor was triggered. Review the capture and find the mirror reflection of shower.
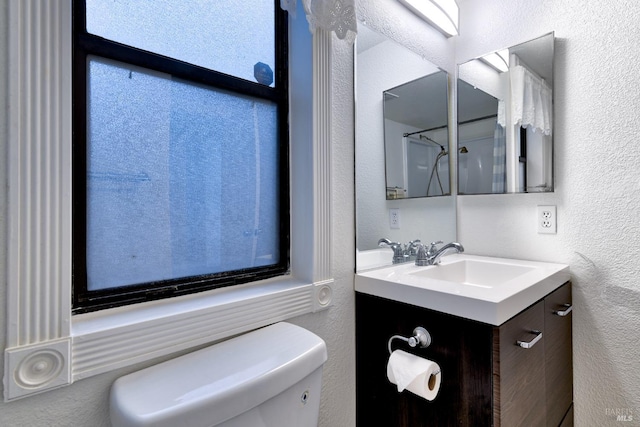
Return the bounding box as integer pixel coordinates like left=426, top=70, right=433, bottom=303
left=419, top=134, right=447, bottom=196
left=415, top=135, right=468, bottom=197
left=383, top=70, right=450, bottom=199
left=400, top=132, right=450, bottom=198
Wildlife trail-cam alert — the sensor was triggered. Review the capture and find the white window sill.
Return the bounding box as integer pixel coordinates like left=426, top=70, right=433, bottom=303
left=71, top=276, right=333, bottom=381
left=5, top=277, right=332, bottom=401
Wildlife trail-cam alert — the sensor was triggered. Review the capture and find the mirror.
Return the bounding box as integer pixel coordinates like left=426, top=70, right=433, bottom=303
left=457, top=33, right=554, bottom=194
left=355, top=22, right=456, bottom=271
left=384, top=71, right=450, bottom=199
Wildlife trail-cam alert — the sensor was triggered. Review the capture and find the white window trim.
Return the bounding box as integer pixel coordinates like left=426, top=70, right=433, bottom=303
left=4, top=0, right=333, bottom=401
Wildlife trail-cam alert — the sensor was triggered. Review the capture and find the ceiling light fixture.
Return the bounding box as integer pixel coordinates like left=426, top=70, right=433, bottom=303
left=397, top=0, right=459, bottom=37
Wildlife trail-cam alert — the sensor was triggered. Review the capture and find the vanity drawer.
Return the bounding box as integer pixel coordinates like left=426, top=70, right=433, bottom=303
left=545, top=284, right=573, bottom=427
left=494, top=300, right=546, bottom=427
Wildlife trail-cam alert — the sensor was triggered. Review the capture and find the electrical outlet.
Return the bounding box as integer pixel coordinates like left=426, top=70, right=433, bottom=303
left=389, top=208, right=401, bottom=229
left=537, top=205, right=557, bottom=234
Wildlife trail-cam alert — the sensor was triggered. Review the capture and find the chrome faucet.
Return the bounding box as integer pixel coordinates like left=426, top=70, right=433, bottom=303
left=378, top=238, right=406, bottom=264
left=378, top=238, right=424, bottom=264
left=415, top=241, right=464, bottom=266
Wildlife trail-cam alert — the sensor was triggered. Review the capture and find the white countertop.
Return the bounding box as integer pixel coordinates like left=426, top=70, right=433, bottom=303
left=355, top=253, right=570, bottom=325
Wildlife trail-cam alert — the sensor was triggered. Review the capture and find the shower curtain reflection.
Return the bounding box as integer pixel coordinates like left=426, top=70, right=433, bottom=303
left=458, top=114, right=497, bottom=195
left=492, top=121, right=506, bottom=193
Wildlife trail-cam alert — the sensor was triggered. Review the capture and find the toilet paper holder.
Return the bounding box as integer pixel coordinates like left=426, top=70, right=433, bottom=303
left=388, top=327, right=432, bottom=354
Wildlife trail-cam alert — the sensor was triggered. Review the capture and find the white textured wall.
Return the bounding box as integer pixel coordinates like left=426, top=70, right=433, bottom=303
left=456, top=0, right=640, bottom=425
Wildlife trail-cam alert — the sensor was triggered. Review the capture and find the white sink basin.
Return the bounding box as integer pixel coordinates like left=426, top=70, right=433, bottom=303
left=409, top=259, right=535, bottom=288
left=355, top=253, right=569, bottom=325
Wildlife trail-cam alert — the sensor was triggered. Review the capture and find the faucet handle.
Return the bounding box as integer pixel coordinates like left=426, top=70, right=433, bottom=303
left=406, top=240, right=421, bottom=255
left=428, top=240, right=443, bottom=254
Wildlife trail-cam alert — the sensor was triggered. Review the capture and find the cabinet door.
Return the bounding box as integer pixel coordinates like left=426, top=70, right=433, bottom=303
left=545, top=283, right=573, bottom=426
left=495, top=300, right=546, bottom=427
left=356, top=293, right=493, bottom=427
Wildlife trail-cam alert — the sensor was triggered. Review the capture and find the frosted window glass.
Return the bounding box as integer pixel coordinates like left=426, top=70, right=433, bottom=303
left=86, top=0, right=275, bottom=86
left=86, top=57, right=280, bottom=291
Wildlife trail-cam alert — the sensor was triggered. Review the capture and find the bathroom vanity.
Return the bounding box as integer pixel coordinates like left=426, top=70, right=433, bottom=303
left=355, top=255, right=573, bottom=427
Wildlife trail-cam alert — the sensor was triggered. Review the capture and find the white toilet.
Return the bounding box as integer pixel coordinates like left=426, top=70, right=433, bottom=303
left=110, top=322, right=327, bottom=427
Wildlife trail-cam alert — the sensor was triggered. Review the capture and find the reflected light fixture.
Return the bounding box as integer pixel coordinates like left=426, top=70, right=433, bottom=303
left=482, top=49, right=510, bottom=73
left=397, top=0, right=459, bottom=37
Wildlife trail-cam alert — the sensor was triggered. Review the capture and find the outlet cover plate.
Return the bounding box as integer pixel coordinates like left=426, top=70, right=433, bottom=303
left=537, top=205, right=557, bottom=234
left=389, top=208, right=401, bottom=229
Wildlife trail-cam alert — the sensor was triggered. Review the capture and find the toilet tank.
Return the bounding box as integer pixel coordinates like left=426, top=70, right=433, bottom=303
left=110, top=322, right=327, bottom=427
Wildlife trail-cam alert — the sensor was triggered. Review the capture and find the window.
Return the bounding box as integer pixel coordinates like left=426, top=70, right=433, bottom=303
left=6, top=0, right=332, bottom=401
left=72, top=0, right=290, bottom=313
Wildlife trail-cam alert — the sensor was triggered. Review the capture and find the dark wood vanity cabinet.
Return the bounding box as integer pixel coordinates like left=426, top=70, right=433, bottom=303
left=356, top=282, right=573, bottom=427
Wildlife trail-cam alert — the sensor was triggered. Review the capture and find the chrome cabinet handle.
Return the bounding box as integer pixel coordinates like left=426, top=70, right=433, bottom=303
left=517, top=330, right=543, bottom=349
left=554, top=304, right=573, bottom=317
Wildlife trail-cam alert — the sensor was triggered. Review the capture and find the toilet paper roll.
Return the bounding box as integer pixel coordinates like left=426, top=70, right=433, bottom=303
left=386, top=350, right=441, bottom=401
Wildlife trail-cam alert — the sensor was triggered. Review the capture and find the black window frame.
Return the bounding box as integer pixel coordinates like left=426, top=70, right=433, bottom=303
left=72, top=0, right=290, bottom=314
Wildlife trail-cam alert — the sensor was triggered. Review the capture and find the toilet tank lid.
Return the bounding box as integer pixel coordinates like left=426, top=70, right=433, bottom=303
left=110, top=322, right=327, bottom=427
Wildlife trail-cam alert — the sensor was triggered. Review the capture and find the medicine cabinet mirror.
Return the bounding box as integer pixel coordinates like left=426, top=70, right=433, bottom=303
left=384, top=71, right=450, bottom=199
left=457, top=32, right=554, bottom=194
left=355, top=22, right=456, bottom=271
